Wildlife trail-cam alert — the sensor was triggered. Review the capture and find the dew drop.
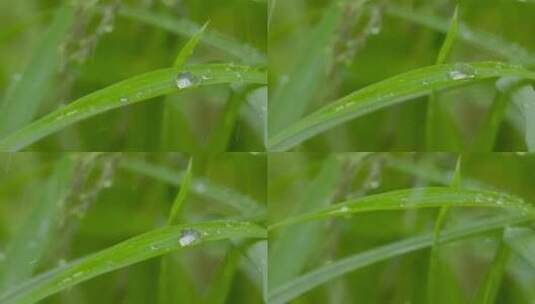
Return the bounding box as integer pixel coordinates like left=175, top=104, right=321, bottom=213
left=175, top=72, right=197, bottom=89
left=339, top=206, right=349, bottom=213
left=120, top=97, right=128, bottom=103
left=178, top=229, right=201, bottom=247
left=368, top=180, right=380, bottom=189
left=448, top=64, right=476, bottom=80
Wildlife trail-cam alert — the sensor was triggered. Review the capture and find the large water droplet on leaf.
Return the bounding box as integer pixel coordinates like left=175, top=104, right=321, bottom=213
left=175, top=72, right=198, bottom=89
left=178, top=229, right=201, bottom=247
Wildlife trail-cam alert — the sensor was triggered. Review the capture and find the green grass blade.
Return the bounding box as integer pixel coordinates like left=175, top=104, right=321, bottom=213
left=268, top=0, right=345, bottom=134
left=435, top=6, right=459, bottom=65
left=159, top=21, right=208, bottom=152
left=510, top=85, right=535, bottom=151
left=0, top=220, right=266, bottom=304
left=269, top=156, right=342, bottom=289
left=385, top=4, right=535, bottom=66
left=159, top=158, right=194, bottom=304
left=472, top=77, right=524, bottom=151
left=268, top=213, right=532, bottom=304
left=173, top=21, right=209, bottom=68
left=269, top=187, right=533, bottom=230
left=0, top=64, right=267, bottom=152
left=119, top=158, right=266, bottom=217
left=0, top=4, right=74, bottom=137
left=167, top=159, right=193, bottom=225
left=426, top=5, right=459, bottom=150
left=118, top=6, right=266, bottom=65
left=505, top=226, right=535, bottom=268
left=427, top=156, right=461, bottom=303
left=0, top=157, right=75, bottom=291
left=475, top=232, right=511, bottom=304
left=203, top=247, right=240, bottom=304
left=268, top=61, right=535, bottom=151
left=206, top=91, right=247, bottom=153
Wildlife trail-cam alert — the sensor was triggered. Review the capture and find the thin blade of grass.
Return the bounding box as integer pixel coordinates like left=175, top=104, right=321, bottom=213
left=0, top=64, right=267, bottom=152
left=0, top=220, right=266, bottom=304
left=426, top=5, right=460, bottom=150
left=119, top=158, right=266, bottom=217
left=0, top=4, right=74, bottom=137
left=160, top=21, right=209, bottom=151
left=268, top=61, right=535, bottom=151
left=269, top=187, right=533, bottom=230
left=475, top=231, right=511, bottom=304
left=427, top=156, right=461, bottom=303
left=385, top=3, right=535, bottom=66
left=159, top=158, right=194, bottom=304
left=117, top=6, right=266, bottom=65
left=173, top=22, right=209, bottom=68
left=472, top=77, right=524, bottom=151
left=206, top=90, right=247, bottom=153
left=510, top=85, right=535, bottom=151
left=268, top=0, right=346, bottom=134
left=269, top=156, right=342, bottom=289
left=203, top=247, right=240, bottom=304
left=167, top=159, right=193, bottom=225
left=0, top=157, right=75, bottom=291
left=504, top=227, right=535, bottom=268
left=268, top=213, right=532, bottom=304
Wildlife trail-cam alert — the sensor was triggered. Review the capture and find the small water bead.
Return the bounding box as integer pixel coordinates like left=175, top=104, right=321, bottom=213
left=448, top=63, right=476, bottom=81
left=120, top=97, right=128, bottom=103
left=178, top=229, right=201, bottom=247
left=338, top=206, right=349, bottom=213
left=175, top=72, right=198, bottom=89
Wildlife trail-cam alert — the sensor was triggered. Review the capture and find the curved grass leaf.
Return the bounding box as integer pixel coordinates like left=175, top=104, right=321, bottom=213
left=268, top=214, right=532, bottom=304
left=0, top=64, right=267, bottom=152
left=0, top=221, right=266, bottom=304
left=118, top=6, right=266, bottom=65
left=269, top=187, right=533, bottom=230
left=268, top=62, right=535, bottom=151
left=0, top=4, right=74, bottom=137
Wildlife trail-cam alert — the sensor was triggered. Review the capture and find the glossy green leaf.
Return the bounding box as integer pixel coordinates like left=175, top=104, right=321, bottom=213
left=0, top=64, right=266, bottom=152
left=268, top=62, right=535, bottom=151
left=268, top=214, right=532, bottom=304
left=0, top=221, right=266, bottom=304
left=269, top=187, right=533, bottom=230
